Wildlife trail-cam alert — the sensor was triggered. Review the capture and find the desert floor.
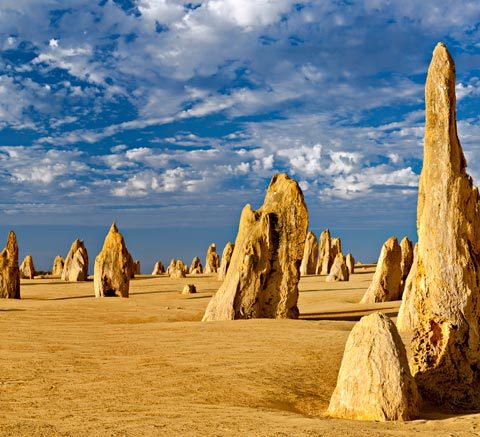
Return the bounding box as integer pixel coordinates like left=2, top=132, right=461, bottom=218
left=1, top=266, right=479, bottom=436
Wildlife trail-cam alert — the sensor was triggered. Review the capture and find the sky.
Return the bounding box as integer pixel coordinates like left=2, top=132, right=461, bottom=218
left=2, top=1, right=480, bottom=270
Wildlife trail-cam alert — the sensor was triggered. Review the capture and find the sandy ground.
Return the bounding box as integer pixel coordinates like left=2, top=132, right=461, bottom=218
left=1, top=266, right=479, bottom=436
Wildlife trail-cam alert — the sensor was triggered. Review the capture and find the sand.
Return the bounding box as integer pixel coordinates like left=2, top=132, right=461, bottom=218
left=1, top=266, right=479, bottom=436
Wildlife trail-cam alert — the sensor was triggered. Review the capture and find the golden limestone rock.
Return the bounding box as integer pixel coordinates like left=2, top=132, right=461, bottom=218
left=360, top=237, right=402, bottom=303
left=166, top=259, right=176, bottom=275
left=217, top=242, right=234, bottom=281
left=0, top=231, right=20, bottom=299
left=52, top=255, right=64, bottom=276
left=202, top=173, right=308, bottom=321
left=126, top=252, right=135, bottom=279
left=399, top=237, right=414, bottom=288
left=345, top=253, right=355, bottom=274
left=189, top=256, right=203, bottom=274
left=326, top=253, right=349, bottom=282
left=328, top=312, right=420, bottom=421
left=133, top=260, right=141, bottom=275
left=181, top=284, right=197, bottom=295
left=151, top=261, right=165, bottom=275
left=300, top=231, right=318, bottom=276
left=204, top=243, right=219, bottom=274
left=397, top=43, right=480, bottom=409
left=169, top=259, right=187, bottom=279
left=19, top=255, right=35, bottom=279
left=93, top=223, right=130, bottom=298
left=316, top=229, right=331, bottom=274
left=62, top=239, right=88, bottom=282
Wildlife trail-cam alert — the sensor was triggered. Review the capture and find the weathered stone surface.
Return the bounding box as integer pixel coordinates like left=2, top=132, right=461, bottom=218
left=93, top=223, right=130, bottom=298
left=316, top=229, right=331, bottom=275
left=397, top=43, right=480, bottom=409
left=204, top=243, right=219, bottom=274
left=181, top=284, right=197, bottom=295
left=62, top=239, right=88, bottom=282
left=151, top=261, right=165, bottom=275
left=189, top=256, right=203, bottom=274
left=217, top=242, right=234, bottom=281
left=133, top=260, right=141, bottom=275
left=300, top=231, right=318, bottom=276
left=126, top=252, right=135, bottom=279
left=0, top=231, right=20, bottom=299
left=399, top=237, right=414, bottom=288
left=169, top=259, right=187, bottom=279
left=328, top=312, right=420, bottom=421
left=20, top=255, right=35, bottom=279
left=52, top=255, right=64, bottom=276
left=360, top=237, right=402, bottom=303
left=203, top=173, right=308, bottom=321
left=326, top=253, right=349, bottom=282
left=345, top=253, right=355, bottom=275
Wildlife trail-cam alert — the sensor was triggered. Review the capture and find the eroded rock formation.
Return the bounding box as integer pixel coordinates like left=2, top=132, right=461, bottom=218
left=93, top=223, right=130, bottom=298
left=134, top=260, right=141, bottom=275
left=20, top=255, right=35, bottom=279
left=181, top=284, right=196, bottom=295
left=0, top=231, right=20, bottom=299
left=151, top=261, right=165, bottom=275
left=218, top=242, right=234, bottom=281
left=202, top=173, right=308, bottom=321
left=399, top=237, right=414, bottom=287
left=327, top=312, right=420, bottom=421
left=189, top=256, right=203, bottom=275
left=62, top=239, right=88, bottom=282
left=397, top=43, right=480, bottom=409
left=204, top=243, right=219, bottom=274
left=316, top=229, right=331, bottom=275
left=52, top=255, right=64, bottom=276
left=326, top=253, right=349, bottom=282
left=360, top=237, right=402, bottom=303
left=169, top=259, right=187, bottom=279
left=346, top=253, right=355, bottom=275
left=300, top=231, right=318, bottom=276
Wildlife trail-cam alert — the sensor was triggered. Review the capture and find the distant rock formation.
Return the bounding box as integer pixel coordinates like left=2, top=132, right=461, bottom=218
left=181, top=284, right=196, bottom=295
left=189, top=256, right=203, bottom=274
left=217, top=242, right=234, bottom=281
left=151, top=261, right=165, bottom=275
left=93, top=223, right=130, bottom=298
left=360, top=237, right=402, bottom=303
left=399, top=237, right=413, bottom=288
left=126, top=252, right=135, bottom=279
left=62, top=239, right=88, bottom=282
left=204, top=243, right=219, bottom=274
left=133, top=260, right=141, bottom=275
left=397, top=43, right=480, bottom=409
left=345, top=253, right=355, bottom=275
left=169, top=259, right=187, bottom=279
left=52, top=255, right=64, bottom=276
left=316, top=229, right=331, bottom=275
left=20, top=255, right=35, bottom=279
left=203, top=173, right=308, bottom=321
left=0, top=231, right=20, bottom=299
left=328, top=312, right=420, bottom=421
left=326, top=253, right=349, bottom=282
left=300, top=231, right=318, bottom=276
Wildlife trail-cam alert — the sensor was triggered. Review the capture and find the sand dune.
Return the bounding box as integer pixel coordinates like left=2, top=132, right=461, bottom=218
left=1, top=267, right=479, bottom=436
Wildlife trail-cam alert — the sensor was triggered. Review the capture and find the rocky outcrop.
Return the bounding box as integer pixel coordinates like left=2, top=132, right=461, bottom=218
left=19, top=255, right=35, bottom=279
left=0, top=231, right=20, bottom=299
left=397, top=43, right=480, bottom=409
left=126, top=252, right=135, bottom=278
left=93, top=223, right=130, bottom=298
left=345, top=253, right=355, bottom=275
left=52, top=255, right=64, bottom=276
left=204, top=243, right=219, bottom=274
left=151, top=261, right=165, bottom=275
left=181, top=284, right=197, bottom=295
left=300, top=231, right=318, bottom=276
left=316, top=229, right=331, bottom=275
left=134, top=260, right=141, bottom=275
left=217, top=242, right=234, bottom=281
left=326, top=253, right=349, bottom=282
left=169, top=259, right=187, bottom=279
left=189, top=256, right=203, bottom=275
left=327, top=312, right=420, bottom=421
left=203, top=173, right=308, bottom=321
left=399, top=237, right=414, bottom=287
left=62, top=239, right=88, bottom=282
left=360, top=237, right=402, bottom=303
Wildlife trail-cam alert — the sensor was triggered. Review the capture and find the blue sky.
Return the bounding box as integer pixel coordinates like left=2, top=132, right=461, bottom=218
left=2, top=1, right=480, bottom=270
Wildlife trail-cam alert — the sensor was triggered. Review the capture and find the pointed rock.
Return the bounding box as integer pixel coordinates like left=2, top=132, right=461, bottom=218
left=62, top=239, right=88, bottom=282
left=345, top=253, right=355, bottom=274
left=300, top=231, right=318, bottom=276
left=169, top=259, right=187, bottom=278
left=360, top=237, right=402, bottom=303
left=202, top=173, right=308, bottom=321
left=19, top=255, right=35, bottom=279
left=126, top=252, right=135, bottom=279
left=52, top=255, right=64, bottom=276
left=181, top=284, right=196, bottom=295
left=93, top=223, right=130, bottom=298
left=315, top=229, right=331, bottom=275
left=0, top=231, right=20, bottom=299
left=326, top=253, right=349, bottom=282
left=397, top=43, right=480, bottom=409
left=151, top=261, right=165, bottom=275
left=189, top=256, right=203, bottom=274
left=328, top=312, right=420, bottom=421
left=399, top=237, right=414, bottom=288
left=204, top=243, right=219, bottom=274
left=217, top=242, right=234, bottom=281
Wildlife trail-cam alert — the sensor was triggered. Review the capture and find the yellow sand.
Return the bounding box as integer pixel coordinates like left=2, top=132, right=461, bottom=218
left=1, top=266, right=478, bottom=436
